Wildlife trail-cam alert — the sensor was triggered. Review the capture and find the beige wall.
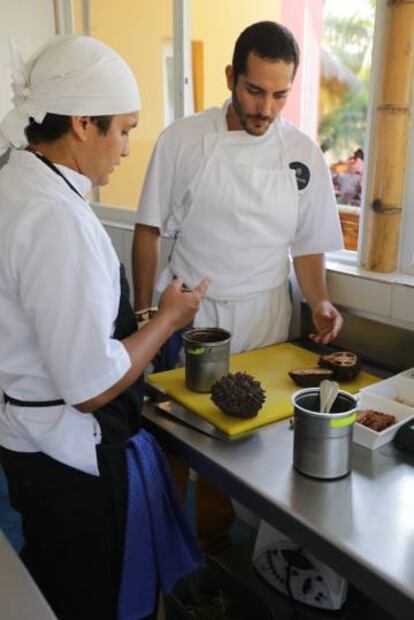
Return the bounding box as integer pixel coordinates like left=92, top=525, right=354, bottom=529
left=78, top=0, right=173, bottom=209
left=80, top=0, right=282, bottom=209
left=192, top=1, right=282, bottom=110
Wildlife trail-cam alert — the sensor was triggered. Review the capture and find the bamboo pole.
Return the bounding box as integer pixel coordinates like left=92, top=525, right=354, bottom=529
left=363, top=0, right=414, bottom=272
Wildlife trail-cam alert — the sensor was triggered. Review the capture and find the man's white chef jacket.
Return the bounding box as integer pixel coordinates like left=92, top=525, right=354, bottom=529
left=135, top=102, right=343, bottom=352
left=0, top=150, right=131, bottom=475
left=136, top=101, right=342, bottom=260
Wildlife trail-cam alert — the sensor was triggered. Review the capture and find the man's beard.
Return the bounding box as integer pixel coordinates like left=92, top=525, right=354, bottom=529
left=231, top=89, right=273, bottom=136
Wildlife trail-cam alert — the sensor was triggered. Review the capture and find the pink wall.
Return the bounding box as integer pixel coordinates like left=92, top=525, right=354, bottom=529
left=281, top=0, right=324, bottom=139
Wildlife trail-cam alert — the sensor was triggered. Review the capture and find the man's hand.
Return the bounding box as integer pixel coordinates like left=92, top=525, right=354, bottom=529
left=309, top=300, right=343, bottom=345
left=293, top=254, right=343, bottom=345
left=158, top=277, right=211, bottom=331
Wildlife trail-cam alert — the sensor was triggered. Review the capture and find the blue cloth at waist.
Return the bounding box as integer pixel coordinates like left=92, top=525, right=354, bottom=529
left=153, top=328, right=184, bottom=372
left=118, top=429, right=202, bottom=620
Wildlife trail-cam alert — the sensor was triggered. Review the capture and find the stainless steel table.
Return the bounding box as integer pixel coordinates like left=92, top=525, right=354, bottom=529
left=0, top=531, right=56, bottom=619
left=143, top=403, right=414, bottom=619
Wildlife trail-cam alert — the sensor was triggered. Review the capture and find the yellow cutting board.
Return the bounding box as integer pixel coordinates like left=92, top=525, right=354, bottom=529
left=147, top=343, right=379, bottom=437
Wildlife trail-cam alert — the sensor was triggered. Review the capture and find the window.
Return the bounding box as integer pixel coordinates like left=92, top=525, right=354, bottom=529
left=319, top=0, right=376, bottom=251
left=70, top=0, right=414, bottom=281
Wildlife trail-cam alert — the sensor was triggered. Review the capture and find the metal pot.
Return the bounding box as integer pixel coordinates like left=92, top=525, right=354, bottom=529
left=292, top=388, right=358, bottom=480
left=182, top=327, right=231, bottom=392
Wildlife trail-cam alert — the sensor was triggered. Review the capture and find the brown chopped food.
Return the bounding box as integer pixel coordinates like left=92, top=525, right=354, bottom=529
left=289, top=367, right=334, bottom=387
left=357, top=410, right=397, bottom=432
left=318, top=351, right=360, bottom=381
left=211, top=372, right=266, bottom=419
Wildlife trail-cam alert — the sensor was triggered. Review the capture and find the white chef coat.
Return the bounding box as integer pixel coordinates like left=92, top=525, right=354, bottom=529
left=0, top=150, right=132, bottom=475
left=136, top=100, right=343, bottom=352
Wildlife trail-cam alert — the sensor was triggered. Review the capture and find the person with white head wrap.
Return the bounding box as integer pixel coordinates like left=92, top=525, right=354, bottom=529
left=0, top=35, right=209, bottom=620
left=0, top=34, right=141, bottom=154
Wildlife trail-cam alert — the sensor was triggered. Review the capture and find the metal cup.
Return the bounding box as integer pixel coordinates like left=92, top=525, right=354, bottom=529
left=292, top=388, right=358, bottom=480
left=182, top=327, right=231, bottom=392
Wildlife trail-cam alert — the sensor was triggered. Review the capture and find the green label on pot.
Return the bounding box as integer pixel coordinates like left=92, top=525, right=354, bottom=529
left=187, top=347, right=205, bottom=355
left=330, top=413, right=356, bottom=428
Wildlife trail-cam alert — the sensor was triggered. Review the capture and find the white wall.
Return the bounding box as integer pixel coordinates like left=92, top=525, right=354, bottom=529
left=0, top=0, right=56, bottom=118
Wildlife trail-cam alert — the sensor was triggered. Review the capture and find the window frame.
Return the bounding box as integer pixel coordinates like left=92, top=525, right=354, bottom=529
left=327, top=0, right=414, bottom=288
left=64, top=0, right=414, bottom=302
left=399, top=113, right=414, bottom=276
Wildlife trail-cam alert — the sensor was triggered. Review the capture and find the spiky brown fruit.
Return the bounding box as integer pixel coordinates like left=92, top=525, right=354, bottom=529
left=210, top=372, right=266, bottom=418
left=318, top=351, right=360, bottom=381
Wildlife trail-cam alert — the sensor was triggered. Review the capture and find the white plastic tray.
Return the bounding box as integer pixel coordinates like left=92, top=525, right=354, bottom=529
left=354, top=374, right=414, bottom=449
left=360, top=373, right=414, bottom=407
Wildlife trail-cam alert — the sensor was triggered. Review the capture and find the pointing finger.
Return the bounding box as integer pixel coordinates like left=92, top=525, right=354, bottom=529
left=194, top=277, right=212, bottom=296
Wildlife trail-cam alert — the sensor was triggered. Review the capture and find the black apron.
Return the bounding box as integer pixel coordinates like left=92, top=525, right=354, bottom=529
left=94, top=262, right=144, bottom=441
left=0, top=153, right=151, bottom=620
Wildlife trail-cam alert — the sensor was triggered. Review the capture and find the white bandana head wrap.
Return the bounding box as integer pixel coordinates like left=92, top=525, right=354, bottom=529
left=0, top=35, right=141, bottom=155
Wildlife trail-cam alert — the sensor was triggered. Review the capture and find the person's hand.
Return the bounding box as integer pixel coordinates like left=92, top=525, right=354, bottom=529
left=309, top=300, right=343, bottom=345
left=158, top=277, right=211, bottom=331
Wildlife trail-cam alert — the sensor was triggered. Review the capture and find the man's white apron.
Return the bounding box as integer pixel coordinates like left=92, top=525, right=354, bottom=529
left=159, top=120, right=299, bottom=353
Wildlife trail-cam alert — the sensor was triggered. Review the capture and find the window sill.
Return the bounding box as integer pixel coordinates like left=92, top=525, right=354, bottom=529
left=91, top=203, right=136, bottom=229
left=326, top=252, right=414, bottom=329
left=327, top=253, right=414, bottom=287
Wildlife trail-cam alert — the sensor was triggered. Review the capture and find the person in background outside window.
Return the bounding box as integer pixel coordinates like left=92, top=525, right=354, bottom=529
left=331, top=148, right=364, bottom=206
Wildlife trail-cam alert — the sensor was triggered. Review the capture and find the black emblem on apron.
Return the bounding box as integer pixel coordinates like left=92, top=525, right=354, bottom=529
left=289, top=161, right=310, bottom=190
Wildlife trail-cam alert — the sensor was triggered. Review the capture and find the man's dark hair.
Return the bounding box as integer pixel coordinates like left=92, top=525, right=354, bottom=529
left=25, top=113, right=113, bottom=144
left=232, top=21, right=300, bottom=83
